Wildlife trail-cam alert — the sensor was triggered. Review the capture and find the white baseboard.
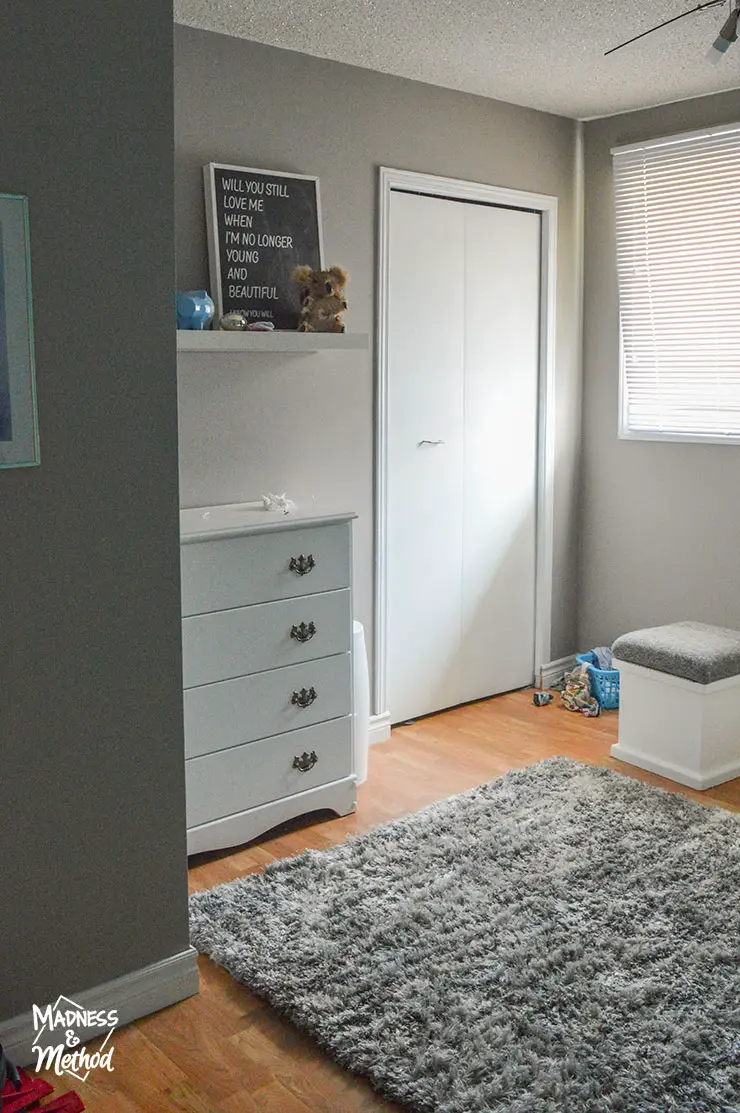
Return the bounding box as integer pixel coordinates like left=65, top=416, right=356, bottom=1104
left=369, top=712, right=391, bottom=745
left=0, top=946, right=199, bottom=1067
left=538, top=655, right=576, bottom=688
left=610, top=743, right=740, bottom=791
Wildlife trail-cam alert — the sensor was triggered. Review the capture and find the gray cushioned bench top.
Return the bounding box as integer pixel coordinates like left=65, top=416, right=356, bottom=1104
left=612, top=621, right=740, bottom=685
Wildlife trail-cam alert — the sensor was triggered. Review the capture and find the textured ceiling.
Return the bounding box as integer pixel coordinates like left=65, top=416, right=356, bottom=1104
left=174, top=0, right=740, bottom=119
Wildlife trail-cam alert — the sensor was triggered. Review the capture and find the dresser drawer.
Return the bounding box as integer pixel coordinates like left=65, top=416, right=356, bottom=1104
left=181, top=523, right=350, bottom=616
left=184, top=653, right=351, bottom=759
left=185, top=715, right=352, bottom=827
left=182, top=589, right=350, bottom=688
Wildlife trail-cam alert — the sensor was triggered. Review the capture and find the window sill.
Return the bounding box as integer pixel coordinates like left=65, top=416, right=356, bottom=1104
left=618, top=429, right=740, bottom=446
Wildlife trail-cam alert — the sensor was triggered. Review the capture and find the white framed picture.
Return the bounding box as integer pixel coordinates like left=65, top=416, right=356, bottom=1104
left=0, top=193, right=39, bottom=468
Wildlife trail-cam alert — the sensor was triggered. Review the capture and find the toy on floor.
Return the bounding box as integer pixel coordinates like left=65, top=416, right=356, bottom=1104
left=575, top=648, right=620, bottom=710
left=291, top=265, right=348, bottom=333
left=560, top=664, right=600, bottom=717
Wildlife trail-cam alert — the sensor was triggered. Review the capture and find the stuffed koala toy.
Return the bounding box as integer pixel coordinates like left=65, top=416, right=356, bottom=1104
left=292, top=265, right=348, bottom=333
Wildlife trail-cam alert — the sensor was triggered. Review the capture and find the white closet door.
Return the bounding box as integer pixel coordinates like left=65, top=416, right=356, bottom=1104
left=386, top=190, right=540, bottom=724
left=460, top=203, right=540, bottom=702
left=387, top=191, right=465, bottom=723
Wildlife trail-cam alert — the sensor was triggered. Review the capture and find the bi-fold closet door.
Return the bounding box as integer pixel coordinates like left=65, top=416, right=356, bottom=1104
left=387, top=189, right=541, bottom=724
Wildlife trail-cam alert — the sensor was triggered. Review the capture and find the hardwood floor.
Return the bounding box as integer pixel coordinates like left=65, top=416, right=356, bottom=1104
left=36, top=690, right=740, bottom=1111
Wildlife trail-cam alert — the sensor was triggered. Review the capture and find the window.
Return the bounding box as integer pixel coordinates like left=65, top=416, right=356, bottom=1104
left=613, top=122, right=740, bottom=443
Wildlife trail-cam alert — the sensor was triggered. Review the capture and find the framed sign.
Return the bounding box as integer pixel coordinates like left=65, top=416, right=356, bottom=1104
left=204, top=164, right=323, bottom=330
left=0, top=194, right=39, bottom=468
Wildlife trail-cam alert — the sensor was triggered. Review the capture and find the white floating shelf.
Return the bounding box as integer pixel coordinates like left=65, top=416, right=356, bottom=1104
left=177, top=330, right=368, bottom=353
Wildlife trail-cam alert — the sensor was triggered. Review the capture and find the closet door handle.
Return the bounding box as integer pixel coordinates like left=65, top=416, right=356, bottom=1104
left=289, top=553, right=316, bottom=576
left=290, top=621, right=317, bottom=643
left=418, top=439, right=445, bottom=446
left=291, top=686, right=318, bottom=709
left=293, top=750, right=318, bottom=773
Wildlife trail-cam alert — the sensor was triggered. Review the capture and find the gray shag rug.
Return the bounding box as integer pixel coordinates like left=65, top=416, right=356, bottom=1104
left=189, top=759, right=740, bottom=1112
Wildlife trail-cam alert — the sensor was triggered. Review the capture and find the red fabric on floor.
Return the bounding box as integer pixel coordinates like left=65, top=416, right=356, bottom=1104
left=40, top=1093, right=84, bottom=1112
left=1, top=1068, right=54, bottom=1113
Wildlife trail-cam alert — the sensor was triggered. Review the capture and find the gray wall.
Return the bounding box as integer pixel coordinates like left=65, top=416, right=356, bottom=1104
left=580, top=90, right=740, bottom=649
left=0, top=2, right=189, bottom=1020
left=174, top=26, right=582, bottom=680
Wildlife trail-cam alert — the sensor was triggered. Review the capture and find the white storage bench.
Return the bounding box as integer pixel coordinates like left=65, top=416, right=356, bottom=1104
left=611, top=621, right=740, bottom=790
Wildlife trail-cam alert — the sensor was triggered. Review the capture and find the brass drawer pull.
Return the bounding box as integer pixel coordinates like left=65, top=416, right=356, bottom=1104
left=290, top=621, right=317, bottom=643
left=289, top=554, right=315, bottom=576
left=293, top=750, right=318, bottom=773
left=291, top=686, right=317, bottom=709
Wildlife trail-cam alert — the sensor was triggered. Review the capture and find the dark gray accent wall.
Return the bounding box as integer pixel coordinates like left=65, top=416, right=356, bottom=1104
left=581, top=90, right=740, bottom=650
left=174, top=26, right=582, bottom=672
left=0, top=2, right=189, bottom=1020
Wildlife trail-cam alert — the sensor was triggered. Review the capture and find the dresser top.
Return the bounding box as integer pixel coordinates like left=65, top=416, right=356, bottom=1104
left=180, top=501, right=356, bottom=543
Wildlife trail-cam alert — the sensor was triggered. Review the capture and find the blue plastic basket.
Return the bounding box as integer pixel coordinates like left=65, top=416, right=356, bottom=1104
left=575, top=652, right=620, bottom=710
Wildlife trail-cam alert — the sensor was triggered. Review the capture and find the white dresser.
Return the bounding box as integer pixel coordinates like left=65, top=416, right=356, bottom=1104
left=180, top=502, right=357, bottom=855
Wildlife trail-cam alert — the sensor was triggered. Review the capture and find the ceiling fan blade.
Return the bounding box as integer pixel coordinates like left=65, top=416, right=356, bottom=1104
left=605, top=0, right=726, bottom=56
left=711, top=4, right=740, bottom=49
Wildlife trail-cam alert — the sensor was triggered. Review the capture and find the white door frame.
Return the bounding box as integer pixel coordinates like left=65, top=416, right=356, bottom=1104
left=374, top=166, right=557, bottom=719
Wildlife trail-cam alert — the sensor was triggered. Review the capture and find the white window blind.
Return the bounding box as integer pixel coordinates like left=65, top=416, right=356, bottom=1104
left=613, top=122, right=740, bottom=442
